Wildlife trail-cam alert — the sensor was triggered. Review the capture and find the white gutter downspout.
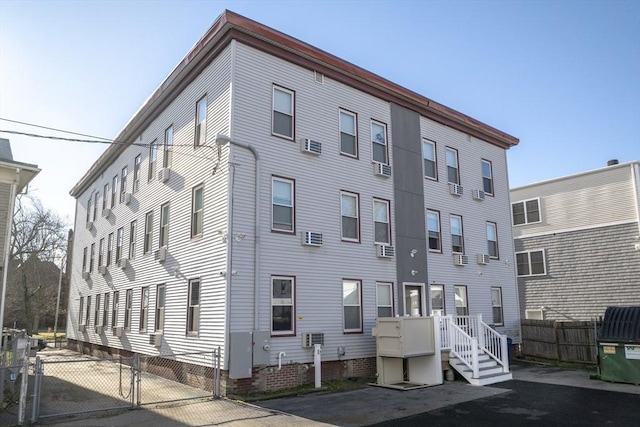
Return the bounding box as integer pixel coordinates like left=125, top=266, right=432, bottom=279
left=215, top=135, right=260, bottom=332
left=0, top=169, right=20, bottom=330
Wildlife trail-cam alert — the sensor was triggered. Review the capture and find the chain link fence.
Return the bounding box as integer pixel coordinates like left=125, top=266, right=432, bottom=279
left=1, top=332, right=32, bottom=427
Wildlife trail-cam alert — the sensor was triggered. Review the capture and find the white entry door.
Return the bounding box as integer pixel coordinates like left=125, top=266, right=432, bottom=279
left=403, top=283, right=426, bottom=317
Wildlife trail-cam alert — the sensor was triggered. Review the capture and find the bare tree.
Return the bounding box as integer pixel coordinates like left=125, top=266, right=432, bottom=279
left=3, top=195, right=68, bottom=334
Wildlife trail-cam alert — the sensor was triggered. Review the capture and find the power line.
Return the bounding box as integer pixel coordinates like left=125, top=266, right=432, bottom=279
left=0, top=117, right=112, bottom=141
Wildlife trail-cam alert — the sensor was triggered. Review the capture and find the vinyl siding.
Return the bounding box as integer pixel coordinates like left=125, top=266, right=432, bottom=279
left=0, top=182, right=10, bottom=260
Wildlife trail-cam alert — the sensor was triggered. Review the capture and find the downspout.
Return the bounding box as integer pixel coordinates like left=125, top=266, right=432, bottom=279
left=0, top=169, right=20, bottom=330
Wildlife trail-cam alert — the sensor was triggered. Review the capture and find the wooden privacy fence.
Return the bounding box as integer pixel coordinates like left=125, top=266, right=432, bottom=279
left=521, top=319, right=600, bottom=365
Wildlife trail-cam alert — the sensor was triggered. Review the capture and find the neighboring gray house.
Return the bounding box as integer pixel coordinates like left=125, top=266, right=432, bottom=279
left=67, top=10, right=519, bottom=394
left=511, top=160, right=640, bottom=321
left=0, top=138, right=40, bottom=328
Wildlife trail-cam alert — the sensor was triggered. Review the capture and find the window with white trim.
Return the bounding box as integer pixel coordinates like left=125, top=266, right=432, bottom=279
left=486, top=221, right=499, bottom=258
left=133, top=154, right=141, bottom=193
left=159, top=203, right=170, bottom=248
left=112, top=291, right=119, bottom=328
left=107, top=233, right=113, bottom=266
left=155, top=284, right=165, bottom=331
left=271, top=276, right=294, bottom=335
left=343, top=279, right=362, bottom=332
left=339, top=109, right=357, bottom=157
left=272, top=177, right=294, bottom=232
left=82, top=247, right=87, bottom=273
left=445, top=147, right=460, bottom=185
left=341, top=192, right=359, bottom=241
left=481, top=159, right=494, bottom=195
left=148, top=140, right=158, bottom=181
left=450, top=214, right=464, bottom=254
left=111, top=175, right=118, bottom=208
left=144, top=211, right=153, bottom=254
left=98, top=238, right=104, bottom=267
left=116, top=227, right=123, bottom=263
left=454, top=285, right=468, bottom=316
left=430, top=284, right=445, bottom=316
left=103, top=293, right=109, bottom=328
left=86, top=197, right=91, bottom=224
left=191, top=184, right=204, bottom=237
left=93, top=192, right=99, bottom=221
left=516, top=250, right=546, bottom=276
left=79, top=297, right=84, bottom=325
left=272, top=86, right=294, bottom=139
left=89, top=243, right=95, bottom=273
left=373, top=198, right=390, bottom=245
left=491, top=287, right=503, bottom=326
left=124, top=289, right=133, bottom=330
left=120, top=165, right=128, bottom=203
left=427, top=210, right=441, bottom=252
left=422, top=139, right=437, bottom=180
left=140, top=286, right=149, bottom=332
left=103, top=183, right=109, bottom=212
left=94, top=294, right=101, bottom=326
left=187, top=279, right=200, bottom=335
left=129, top=220, right=137, bottom=259
left=512, top=198, right=541, bottom=226
left=376, top=282, right=393, bottom=318
left=163, top=125, right=173, bottom=168
left=85, top=296, right=91, bottom=326
left=371, top=120, right=388, bottom=164
left=195, top=96, right=207, bottom=146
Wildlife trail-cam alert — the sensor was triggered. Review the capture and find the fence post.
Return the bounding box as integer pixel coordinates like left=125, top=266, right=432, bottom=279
left=31, top=356, right=43, bottom=423
left=554, top=322, right=562, bottom=362
left=134, top=354, right=141, bottom=407
left=215, top=346, right=221, bottom=399
left=17, top=343, right=30, bottom=425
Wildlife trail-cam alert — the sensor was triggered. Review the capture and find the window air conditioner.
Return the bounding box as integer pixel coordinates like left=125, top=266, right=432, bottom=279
left=102, top=208, right=111, bottom=218
left=113, top=326, right=123, bottom=337
left=149, top=333, right=162, bottom=347
left=376, top=244, right=395, bottom=258
left=124, top=192, right=132, bottom=205
left=300, top=138, right=322, bottom=155
left=302, top=231, right=323, bottom=246
left=477, top=254, right=490, bottom=265
left=95, top=325, right=104, bottom=335
left=373, top=162, right=392, bottom=178
left=155, top=247, right=167, bottom=263
left=301, top=332, right=324, bottom=348
left=449, top=183, right=464, bottom=196
left=86, top=221, right=93, bottom=230
left=99, top=266, right=107, bottom=275
left=157, top=168, right=170, bottom=183
left=453, top=254, right=468, bottom=266
left=472, top=189, right=485, bottom=201
left=119, top=258, right=128, bottom=269
left=78, top=324, right=86, bottom=333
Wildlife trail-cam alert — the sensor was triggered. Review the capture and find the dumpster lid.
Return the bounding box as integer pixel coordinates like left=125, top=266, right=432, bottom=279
left=598, top=306, right=640, bottom=342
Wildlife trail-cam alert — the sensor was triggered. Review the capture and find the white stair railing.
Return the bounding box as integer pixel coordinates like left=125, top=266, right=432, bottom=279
left=448, top=321, right=479, bottom=379
left=478, top=322, right=510, bottom=372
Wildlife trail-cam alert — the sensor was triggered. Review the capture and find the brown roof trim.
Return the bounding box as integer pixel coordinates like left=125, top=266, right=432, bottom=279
left=71, top=9, right=518, bottom=197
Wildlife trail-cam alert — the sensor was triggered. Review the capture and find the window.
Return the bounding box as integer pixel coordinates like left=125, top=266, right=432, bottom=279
left=129, top=220, right=137, bottom=259
left=272, top=86, right=294, bottom=139
left=85, top=296, right=91, bottom=326
left=82, top=247, right=87, bottom=272
left=454, top=285, right=468, bottom=316
left=191, top=185, right=204, bottom=237
left=422, top=139, right=437, bottom=180
left=187, top=279, right=200, bottom=335
left=94, top=294, right=101, bottom=326
left=491, top=287, right=503, bottom=326
left=272, top=177, right=294, bottom=232
left=343, top=279, right=362, bottom=333
left=430, top=284, right=445, bottom=316
left=371, top=120, right=388, bottom=164
left=111, top=175, right=118, bottom=208
left=120, top=166, right=128, bottom=203
left=103, top=293, right=110, bottom=328
left=341, top=192, right=360, bottom=241
left=86, top=197, right=91, bottom=224
left=373, top=198, right=390, bottom=245
left=155, top=284, right=165, bottom=331
left=445, top=147, right=460, bottom=185
left=140, top=287, right=149, bottom=332
left=339, top=109, right=357, bottom=157
left=102, top=183, right=109, bottom=212
left=427, top=210, right=441, bottom=252
left=133, top=154, right=141, bottom=193
left=93, top=192, right=99, bottom=221
left=487, top=222, right=499, bottom=258
left=112, top=291, right=119, bottom=328
left=481, top=159, right=493, bottom=195
left=124, top=289, right=133, bottom=330
left=89, top=243, right=95, bottom=273
left=107, top=233, right=113, bottom=266
left=163, top=125, right=173, bottom=168
left=512, top=198, right=541, bottom=226
left=159, top=203, right=170, bottom=248
left=144, top=211, right=153, bottom=254
left=271, top=276, right=294, bottom=335
left=79, top=297, right=84, bottom=325
left=148, top=140, right=158, bottom=181
left=376, top=282, right=393, bottom=318
left=450, top=214, right=464, bottom=254
left=405, top=284, right=425, bottom=316
left=516, top=250, right=546, bottom=276
left=115, top=227, right=124, bottom=263
left=195, top=96, right=207, bottom=146
left=98, top=238, right=104, bottom=267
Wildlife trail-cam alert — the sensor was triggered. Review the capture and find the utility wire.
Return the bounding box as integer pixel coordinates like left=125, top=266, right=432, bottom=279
left=0, top=117, right=113, bottom=141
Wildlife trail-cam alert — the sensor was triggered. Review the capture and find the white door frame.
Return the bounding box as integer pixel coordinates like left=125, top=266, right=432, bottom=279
left=403, top=282, right=426, bottom=317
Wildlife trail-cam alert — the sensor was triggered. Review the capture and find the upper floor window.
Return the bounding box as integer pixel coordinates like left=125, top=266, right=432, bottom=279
left=512, top=198, right=541, bottom=226
left=129, top=220, right=137, bottom=259
left=82, top=247, right=88, bottom=272
left=430, top=284, right=445, bottom=316
left=85, top=296, right=91, bottom=326
left=103, top=293, right=109, bottom=328
left=481, top=159, right=494, bottom=195
left=111, top=175, right=118, bottom=208
left=159, top=203, right=170, bottom=248
left=445, top=147, right=460, bottom=185
left=144, top=211, right=153, bottom=254
left=371, top=120, right=388, bottom=164
left=155, top=284, right=166, bottom=332
left=272, top=177, right=294, bottom=232
left=341, top=191, right=360, bottom=242
left=339, top=109, right=357, bottom=157
left=112, top=291, right=119, bottom=328
left=124, top=289, right=133, bottom=330
left=102, top=183, right=109, bottom=212
left=94, top=294, right=101, bottom=326
left=164, top=125, right=173, bottom=168
left=140, top=286, right=149, bottom=332
left=272, top=276, right=295, bottom=335
left=79, top=297, right=84, bottom=325
left=120, top=166, right=128, bottom=203
left=98, top=238, right=104, bottom=267
left=148, top=140, right=158, bottom=181
left=486, top=221, right=499, bottom=258
left=427, top=210, right=441, bottom=252
left=491, top=287, right=503, bottom=326
left=454, top=285, right=469, bottom=316
left=187, top=279, right=200, bottom=335
left=133, top=154, right=141, bottom=193
left=343, top=279, right=362, bottom=333
left=86, top=197, right=91, bottom=224
left=516, top=250, right=546, bottom=276
left=116, top=227, right=124, bottom=263
left=376, top=282, right=393, bottom=318
left=272, top=86, right=294, bottom=139
left=422, top=139, right=437, bottom=180
left=450, top=214, right=464, bottom=254
left=93, top=192, right=99, bottom=221
left=373, top=198, right=390, bottom=245
left=107, top=233, right=113, bottom=266
left=195, top=96, right=207, bottom=147
left=191, top=184, right=204, bottom=238
left=89, top=243, right=95, bottom=273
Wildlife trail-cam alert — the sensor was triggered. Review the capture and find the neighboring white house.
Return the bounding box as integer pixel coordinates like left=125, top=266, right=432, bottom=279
left=67, top=10, right=520, bottom=394
left=511, top=160, right=640, bottom=321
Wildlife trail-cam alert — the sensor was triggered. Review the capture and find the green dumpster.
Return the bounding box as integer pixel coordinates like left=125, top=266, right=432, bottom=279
left=597, top=306, right=640, bottom=385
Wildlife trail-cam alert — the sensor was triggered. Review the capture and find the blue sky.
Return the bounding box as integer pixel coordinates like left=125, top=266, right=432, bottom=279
left=1, top=0, right=639, bottom=223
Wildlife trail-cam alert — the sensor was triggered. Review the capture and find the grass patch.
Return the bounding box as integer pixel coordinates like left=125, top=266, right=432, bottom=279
left=232, top=377, right=373, bottom=402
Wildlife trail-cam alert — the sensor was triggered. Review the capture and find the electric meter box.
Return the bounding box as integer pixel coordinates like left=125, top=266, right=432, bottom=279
left=376, top=317, right=435, bottom=358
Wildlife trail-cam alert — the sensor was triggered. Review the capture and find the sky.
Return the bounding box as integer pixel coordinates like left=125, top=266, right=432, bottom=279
left=1, top=0, right=639, bottom=225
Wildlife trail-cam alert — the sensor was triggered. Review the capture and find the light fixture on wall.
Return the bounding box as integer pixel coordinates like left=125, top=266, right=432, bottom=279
left=411, top=270, right=418, bottom=276
left=410, top=249, right=418, bottom=257
left=234, top=233, right=247, bottom=242
left=217, top=229, right=227, bottom=243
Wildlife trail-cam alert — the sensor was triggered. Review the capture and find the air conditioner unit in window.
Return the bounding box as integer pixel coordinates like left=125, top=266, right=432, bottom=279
left=119, top=258, right=128, bottom=269
left=82, top=271, right=90, bottom=280
left=301, top=332, right=324, bottom=348
left=99, top=266, right=107, bottom=275
left=453, top=254, right=468, bottom=266
left=78, top=325, right=86, bottom=333
left=477, top=254, right=491, bottom=265
left=302, top=231, right=323, bottom=246
left=124, top=192, right=132, bottom=205
left=95, top=325, right=104, bottom=335
left=157, top=168, right=170, bottom=183
left=300, top=138, right=322, bottom=155
left=149, top=333, right=162, bottom=347
left=472, top=189, right=485, bottom=201
left=373, top=162, right=392, bottom=178
left=155, top=247, right=167, bottom=263
left=113, top=326, right=123, bottom=337
left=376, top=244, right=395, bottom=259
left=102, top=208, right=111, bottom=218
left=86, top=221, right=93, bottom=230
left=449, top=183, right=464, bottom=196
